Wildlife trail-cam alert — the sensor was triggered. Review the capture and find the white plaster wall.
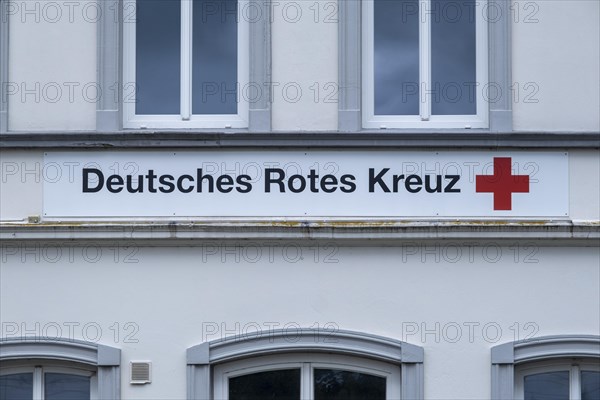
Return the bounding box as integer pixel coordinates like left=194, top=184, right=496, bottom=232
left=570, top=150, right=600, bottom=221
left=7, top=1, right=97, bottom=130
left=1, top=244, right=599, bottom=399
left=0, top=151, right=43, bottom=220
left=512, top=0, right=600, bottom=131
left=271, top=0, right=338, bottom=130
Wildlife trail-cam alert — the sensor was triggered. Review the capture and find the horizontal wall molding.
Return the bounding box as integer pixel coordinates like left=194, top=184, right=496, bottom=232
left=1, top=132, right=599, bottom=149
left=1, top=220, right=598, bottom=242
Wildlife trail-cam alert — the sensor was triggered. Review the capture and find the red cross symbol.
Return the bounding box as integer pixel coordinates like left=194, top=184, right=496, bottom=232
left=476, top=157, right=530, bottom=210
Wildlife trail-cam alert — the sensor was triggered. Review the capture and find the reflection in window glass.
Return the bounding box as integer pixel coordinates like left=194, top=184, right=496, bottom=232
left=44, top=373, right=90, bottom=400
left=524, top=371, right=569, bottom=400
left=374, top=0, right=419, bottom=115
left=193, top=0, right=238, bottom=114
left=431, top=0, right=476, bottom=115
left=0, top=373, right=33, bottom=400
left=136, top=0, right=181, bottom=114
left=314, top=369, right=386, bottom=400
left=581, top=371, right=600, bottom=400
left=229, top=369, right=301, bottom=400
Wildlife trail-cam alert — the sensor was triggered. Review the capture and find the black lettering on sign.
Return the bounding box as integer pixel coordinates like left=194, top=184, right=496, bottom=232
left=369, top=168, right=390, bottom=193
left=83, top=168, right=104, bottom=193
left=265, top=168, right=286, bottom=192
left=444, top=175, right=461, bottom=193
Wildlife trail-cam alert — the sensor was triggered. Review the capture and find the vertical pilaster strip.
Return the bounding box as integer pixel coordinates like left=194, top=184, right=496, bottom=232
left=248, top=0, right=271, bottom=131
left=96, top=0, right=121, bottom=131
left=338, top=0, right=361, bottom=131
left=187, top=364, right=211, bottom=400
left=402, top=362, right=424, bottom=400
left=98, top=366, right=121, bottom=400
left=488, top=0, right=512, bottom=132
left=491, top=363, right=514, bottom=400
left=0, top=0, right=9, bottom=132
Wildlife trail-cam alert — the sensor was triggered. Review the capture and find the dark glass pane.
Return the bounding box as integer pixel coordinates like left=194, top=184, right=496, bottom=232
left=0, top=373, right=33, bottom=400
left=136, top=0, right=181, bottom=114
left=582, top=371, right=600, bottom=400
left=431, top=0, right=476, bottom=115
left=229, top=369, right=300, bottom=400
left=524, top=371, right=569, bottom=400
left=314, top=369, right=386, bottom=400
left=45, top=373, right=90, bottom=400
left=193, top=0, right=238, bottom=114
left=374, top=0, right=419, bottom=115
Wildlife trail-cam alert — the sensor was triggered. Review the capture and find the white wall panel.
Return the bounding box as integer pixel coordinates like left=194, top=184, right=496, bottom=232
left=271, top=0, right=338, bottom=130
left=570, top=150, right=600, bottom=221
left=512, top=0, right=600, bottom=131
left=0, top=151, right=43, bottom=220
left=8, top=1, right=97, bottom=131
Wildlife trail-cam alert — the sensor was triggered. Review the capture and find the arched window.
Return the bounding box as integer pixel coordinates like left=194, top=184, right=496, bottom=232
left=491, top=335, right=600, bottom=400
left=187, top=329, right=424, bottom=400
left=0, top=338, right=120, bottom=400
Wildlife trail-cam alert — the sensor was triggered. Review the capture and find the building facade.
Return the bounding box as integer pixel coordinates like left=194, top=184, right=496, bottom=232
left=1, top=0, right=599, bottom=399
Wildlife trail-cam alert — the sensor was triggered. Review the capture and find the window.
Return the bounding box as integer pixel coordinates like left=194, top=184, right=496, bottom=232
left=123, top=0, right=249, bottom=129
left=338, top=0, right=511, bottom=131
left=362, top=0, right=488, bottom=129
left=515, top=361, right=600, bottom=400
left=214, top=354, right=400, bottom=399
left=491, top=335, right=600, bottom=400
left=187, top=329, right=424, bottom=399
left=0, top=363, right=96, bottom=400
left=0, top=339, right=121, bottom=400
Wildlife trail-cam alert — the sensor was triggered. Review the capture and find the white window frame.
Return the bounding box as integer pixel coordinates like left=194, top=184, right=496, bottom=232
left=515, top=360, right=600, bottom=400
left=123, top=0, right=250, bottom=129
left=0, top=363, right=98, bottom=400
left=361, top=0, right=489, bottom=129
left=213, top=353, right=401, bottom=399
left=491, top=335, right=600, bottom=400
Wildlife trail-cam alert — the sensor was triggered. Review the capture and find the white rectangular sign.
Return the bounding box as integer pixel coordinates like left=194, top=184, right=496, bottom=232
left=43, top=150, right=568, bottom=218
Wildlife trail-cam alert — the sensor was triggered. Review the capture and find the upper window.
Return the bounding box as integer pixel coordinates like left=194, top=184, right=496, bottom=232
left=362, top=0, right=488, bottom=129
left=123, top=0, right=249, bottom=129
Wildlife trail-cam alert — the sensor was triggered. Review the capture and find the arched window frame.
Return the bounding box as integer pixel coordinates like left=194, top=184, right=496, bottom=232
left=490, top=335, right=600, bottom=400
left=0, top=338, right=121, bottom=399
left=186, top=329, right=424, bottom=400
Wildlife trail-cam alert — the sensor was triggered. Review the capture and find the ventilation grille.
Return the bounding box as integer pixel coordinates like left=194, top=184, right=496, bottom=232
left=130, top=361, right=151, bottom=384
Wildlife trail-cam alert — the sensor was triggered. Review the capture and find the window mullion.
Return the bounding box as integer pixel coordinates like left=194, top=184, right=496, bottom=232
left=181, top=0, right=193, bottom=120
left=570, top=364, right=582, bottom=400
left=419, top=0, right=431, bottom=121
left=301, top=362, right=312, bottom=400
left=33, top=367, right=43, bottom=400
